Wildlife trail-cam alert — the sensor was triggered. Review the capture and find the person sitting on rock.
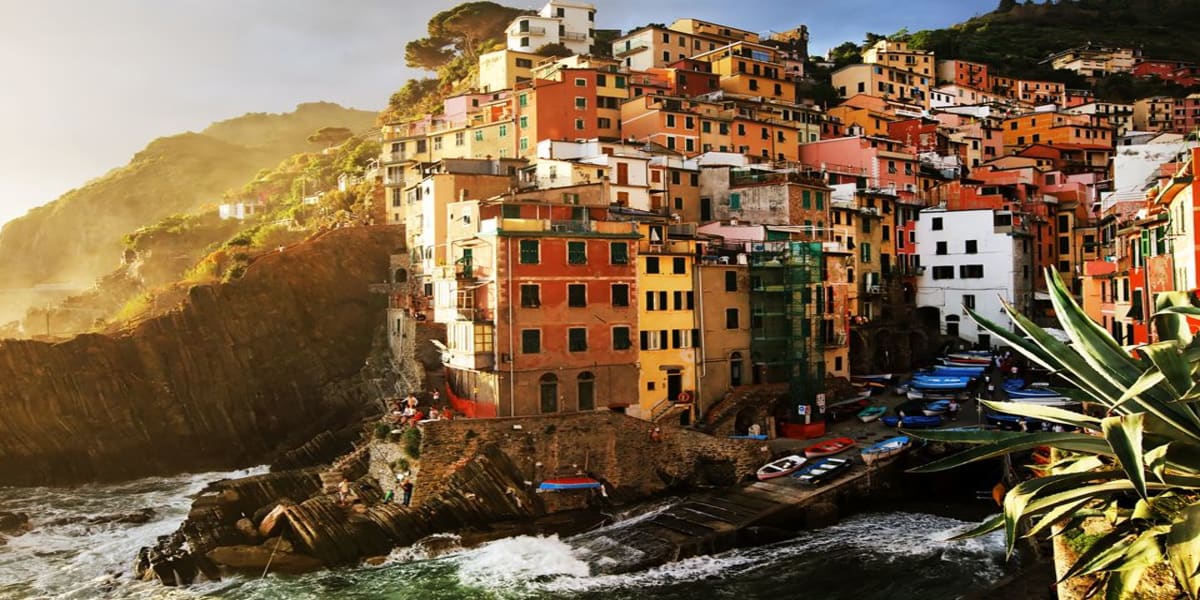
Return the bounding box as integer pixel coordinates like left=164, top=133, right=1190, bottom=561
left=337, top=477, right=351, bottom=507
left=427, top=407, right=440, bottom=421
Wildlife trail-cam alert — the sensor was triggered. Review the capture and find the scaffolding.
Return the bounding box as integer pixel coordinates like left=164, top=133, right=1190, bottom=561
left=749, top=241, right=825, bottom=418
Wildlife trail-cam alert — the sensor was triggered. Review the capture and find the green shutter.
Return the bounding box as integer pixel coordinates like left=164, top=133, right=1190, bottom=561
left=802, top=190, right=811, bottom=208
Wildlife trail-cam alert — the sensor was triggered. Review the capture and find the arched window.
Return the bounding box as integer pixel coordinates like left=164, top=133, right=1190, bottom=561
left=577, top=372, right=595, bottom=411
left=730, top=351, right=744, bottom=387
left=394, top=268, right=408, bottom=283
left=539, top=373, right=558, bottom=414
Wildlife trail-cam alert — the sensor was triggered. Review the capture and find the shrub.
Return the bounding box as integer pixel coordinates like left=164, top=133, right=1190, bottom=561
left=403, top=427, right=422, bottom=459
left=391, top=457, right=410, bottom=473
left=373, top=422, right=391, bottom=440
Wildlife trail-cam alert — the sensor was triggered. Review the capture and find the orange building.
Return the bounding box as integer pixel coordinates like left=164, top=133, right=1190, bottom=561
left=692, top=41, right=797, bottom=103
left=515, top=67, right=628, bottom=156
left=620, top=94, right=702, bottom=155
left=1001, top=112, right=1113, bottom=154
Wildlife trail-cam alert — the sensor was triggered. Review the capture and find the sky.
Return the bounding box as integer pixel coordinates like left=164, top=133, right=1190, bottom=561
left=0, top=0, right=996, bottom=228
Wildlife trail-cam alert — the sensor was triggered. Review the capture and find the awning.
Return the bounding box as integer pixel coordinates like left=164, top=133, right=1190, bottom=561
left=1126, top=295, right=1143, bottom=320
left=1034, top=292, right=1052, bottom=301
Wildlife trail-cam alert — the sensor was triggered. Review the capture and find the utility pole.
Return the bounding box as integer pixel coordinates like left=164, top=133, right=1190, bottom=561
left=45, top=304, right=50, bottom=337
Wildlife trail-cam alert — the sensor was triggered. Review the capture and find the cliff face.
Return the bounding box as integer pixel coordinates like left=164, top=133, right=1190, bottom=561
left=0, top=226, right=400, bottom=485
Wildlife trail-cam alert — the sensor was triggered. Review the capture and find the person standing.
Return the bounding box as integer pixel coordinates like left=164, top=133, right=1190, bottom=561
left=401, top=479, right=414, bottom=506
left=948, top=399, right=960, bottom=421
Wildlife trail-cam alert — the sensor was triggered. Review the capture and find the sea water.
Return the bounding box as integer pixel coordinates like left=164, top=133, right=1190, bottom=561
left=0, top=472, right=1010, bottom=599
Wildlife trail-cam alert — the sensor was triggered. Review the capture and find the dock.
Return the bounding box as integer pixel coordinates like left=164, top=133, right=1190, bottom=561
left=570, top=456, right=907, bottom=574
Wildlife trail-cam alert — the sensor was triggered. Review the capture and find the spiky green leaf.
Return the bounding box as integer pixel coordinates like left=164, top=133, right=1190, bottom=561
left=1167, top=504, right=1200, bottom=599
left=1104, top=414, right=1149, bottom=499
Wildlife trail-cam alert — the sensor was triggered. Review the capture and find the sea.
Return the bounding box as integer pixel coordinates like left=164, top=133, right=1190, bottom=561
left=0, top=469, right=1014, bottom=600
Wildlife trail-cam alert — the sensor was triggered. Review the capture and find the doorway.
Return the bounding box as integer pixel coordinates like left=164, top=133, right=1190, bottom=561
left=730, top=352, right=743, bottom=387
left=667, top=369, right=682, bottom=403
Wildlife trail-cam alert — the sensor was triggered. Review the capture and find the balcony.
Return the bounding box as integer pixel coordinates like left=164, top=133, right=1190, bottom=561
left=561, top=31, right=588, bottom=41
left=516, top=25, right=546, bottom=35
left=380, top=151, right=409, bottom=164
left=615, top=42, right=648, bottom=57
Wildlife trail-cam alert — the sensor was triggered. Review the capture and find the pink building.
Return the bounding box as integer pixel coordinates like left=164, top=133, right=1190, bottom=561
left=797, top=136, right=919, bottom=203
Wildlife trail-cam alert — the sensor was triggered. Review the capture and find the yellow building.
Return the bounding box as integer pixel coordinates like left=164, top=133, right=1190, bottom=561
left=693, top=41, right=796, bottom=103
left=635, top=222, right=700, bottom=421
left=831, top=63, right=933, bottom=109
left=478, top=48, right=544, bottom=93
left=862, top=39, right=934, bottom=79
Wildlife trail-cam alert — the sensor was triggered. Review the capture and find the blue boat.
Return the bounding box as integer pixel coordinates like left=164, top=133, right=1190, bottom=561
left=923, top=399, right=951, bottom=415
left=881, top=415, right=943, bottom=428
left=932, top=365, right=986, bottom=377
left=792, top=457, right=852, bottom=485
left=537, top=477, right=603, bottom=492
left=728, top=434, right=769, bottom=440
left=1007, top=387, right=1062, bottom=399
left=910, top=377, right=970, bottom=391
left=861, top=435, right=911, bottom=465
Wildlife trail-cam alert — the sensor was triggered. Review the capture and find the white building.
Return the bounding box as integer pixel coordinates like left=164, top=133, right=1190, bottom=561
left=532, top=139, right=653, bottom=210
left=915, top=208, right=1034, bottom=347
left=1064, top=101, right=1135, bottom=136
left=218, top=201, right=258, bottom=220
left=506, top=0, right=595, bottom=56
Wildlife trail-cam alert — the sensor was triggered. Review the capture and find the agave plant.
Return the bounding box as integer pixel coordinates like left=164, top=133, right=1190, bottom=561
left=909, top=269, right=1200, bottom=598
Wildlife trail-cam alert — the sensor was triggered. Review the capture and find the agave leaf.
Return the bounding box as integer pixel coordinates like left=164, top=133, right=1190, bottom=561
left=1104, top=414, right=1149, bottom=499
left=1117, top=369, right=1167, bottom=408
left=1139, top=341, right=1193, bottom=397
left=1046, top=269, right=1143, bottom=383
left=1101, top=529, right=1164, bottom=600
left=907, top=432, right=1116, bottom=474
left=1060, top=521, right=1139, bottom=581
left=979, top=399, right=1100, bottom=429
left=1026, top=497, right=1093, bottom=539
left=1147, top=444, right=1172, bottom=483
left=948, top=512, right=1005, bottom=541
left=1155, top=293, right=1199, bottom=345
left=1167, top=504, right=1200, bottom=599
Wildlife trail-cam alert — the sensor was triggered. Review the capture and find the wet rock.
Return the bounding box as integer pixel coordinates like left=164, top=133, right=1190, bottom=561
left=363, top=556, right=388, bottom=566
left=46, top=508, right=157, bottom=527
left=0, top=511, right=30, bottom=534
left=805, top=502, right=840, bottom=529
left=257, top=502, right=294, bottom=538
left=235, top=518, right=260, bottom=543
left=206, top=540, right=325, bottom=575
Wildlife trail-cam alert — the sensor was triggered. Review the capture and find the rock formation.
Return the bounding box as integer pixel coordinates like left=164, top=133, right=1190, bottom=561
left=0, top=226, right=401, bottom=485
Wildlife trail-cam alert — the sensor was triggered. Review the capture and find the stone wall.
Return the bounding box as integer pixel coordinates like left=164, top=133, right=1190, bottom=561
left=403, top=412, right=767, bottom=507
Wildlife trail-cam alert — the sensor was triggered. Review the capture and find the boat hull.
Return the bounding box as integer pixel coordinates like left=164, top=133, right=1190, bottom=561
left=538, top=477, right=602, bottom=492
left=881, top=415, right=943, bottom=428
left=861, top=436, right=912, bottom=466
left=804, top=437, right=856, bottom=458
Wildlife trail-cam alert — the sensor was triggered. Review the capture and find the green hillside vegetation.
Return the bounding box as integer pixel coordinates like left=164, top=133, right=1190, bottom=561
left=898, top=0, right=1200, bottom=101
left=107, top=134, right=381, bottom=328
left=0, top=102, right=377, bottom=323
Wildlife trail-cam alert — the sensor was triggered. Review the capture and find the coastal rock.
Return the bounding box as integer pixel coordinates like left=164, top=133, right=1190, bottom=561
left=0, top=226, right=401, bottom=486
left=46, top=508, right=157, bottom=527
left=805, top=502, right=841, bottom=528
left=0, top=511, right=30, bottom=534
left=206, top=540, right=324, bottom=575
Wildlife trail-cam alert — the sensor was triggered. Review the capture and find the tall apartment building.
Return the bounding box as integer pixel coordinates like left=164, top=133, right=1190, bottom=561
left=505, top=0, right=596, bottom=56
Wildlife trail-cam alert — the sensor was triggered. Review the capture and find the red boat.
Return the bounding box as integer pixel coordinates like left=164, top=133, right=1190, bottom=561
left=804, top=437, right=856, bottom=458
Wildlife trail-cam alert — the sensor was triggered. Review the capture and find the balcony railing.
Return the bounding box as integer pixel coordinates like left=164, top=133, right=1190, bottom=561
left=615, top=42, right=648, bottom=57
left=561, top=31, right=588, bottom=41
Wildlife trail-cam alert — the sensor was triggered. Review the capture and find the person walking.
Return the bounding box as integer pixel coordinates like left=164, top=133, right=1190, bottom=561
left=948, top=399, right=960, bottom=421
left=401, top=479, right=414, bottom=506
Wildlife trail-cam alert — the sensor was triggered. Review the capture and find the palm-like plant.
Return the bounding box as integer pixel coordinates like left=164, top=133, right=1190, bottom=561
left=910, top=269, right=1200, bottom=598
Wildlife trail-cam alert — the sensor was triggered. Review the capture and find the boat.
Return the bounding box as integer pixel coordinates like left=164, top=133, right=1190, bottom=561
left=912, top=374, right=972, bottom=384
left=852, top=373, right=894, bottom=382
left=804, top=437, right=856, bottom=458
left=1007, top=387, right=1062, bottom=399
left=881, top=415, right=944, bottom=428
left=537, top=477, right=603, bottom=492
left=931, top=365, right=986, bottom=377
left=945, top=354, right=992, bottom=365
left=857, top=406, right=887, bottom=423
left=923, top=399, right=951, bottom=416
left=942, top=359, right=991, bottom=368
left=861, top=436, right=912, bottom=466
left=756, top=455, right=807, bottom=481
left=910, top=378, right=970, bottom=391
left=728, top=434, right=769, bottom=440
left=793, top=457, right=853, bottom=485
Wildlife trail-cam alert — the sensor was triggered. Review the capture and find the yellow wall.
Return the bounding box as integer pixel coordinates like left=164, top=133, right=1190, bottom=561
left=635, top=224, right=700, bottom=419
left=478, top=49, right=543, bottom=92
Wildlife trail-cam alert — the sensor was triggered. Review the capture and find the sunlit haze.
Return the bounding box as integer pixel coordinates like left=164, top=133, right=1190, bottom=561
left=0, top=0, right=994, bottom=229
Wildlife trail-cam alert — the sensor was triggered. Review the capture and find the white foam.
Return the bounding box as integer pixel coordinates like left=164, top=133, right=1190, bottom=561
left=452, top=534, right=591, bottom=589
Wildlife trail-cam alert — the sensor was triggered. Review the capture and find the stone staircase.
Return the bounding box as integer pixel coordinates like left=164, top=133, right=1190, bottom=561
left=320, top=442, right=372, bottom=494
left=700, top=383, right=789, bottom=433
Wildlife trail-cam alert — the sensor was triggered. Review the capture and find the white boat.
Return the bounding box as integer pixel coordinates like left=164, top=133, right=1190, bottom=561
left=756, top=455, right=807, bottom=481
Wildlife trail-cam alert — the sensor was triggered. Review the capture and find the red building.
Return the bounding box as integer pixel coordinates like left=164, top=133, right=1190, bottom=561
left=439, top=200, right=642, bottom=417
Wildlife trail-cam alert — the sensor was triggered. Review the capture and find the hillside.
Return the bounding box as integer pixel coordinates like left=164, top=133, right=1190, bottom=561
left=0, top=102, right=377, bottom=322
left=902, top=0, right=1200, bottom=91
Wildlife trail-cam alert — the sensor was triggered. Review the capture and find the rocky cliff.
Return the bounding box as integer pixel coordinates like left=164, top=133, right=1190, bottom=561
left=0, top=226, right=401, bottom=485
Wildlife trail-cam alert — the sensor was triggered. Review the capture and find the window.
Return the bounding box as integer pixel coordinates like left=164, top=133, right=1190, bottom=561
left=965, top=240, right=978, bottom=254
left=575, top=97, right=587, bottom=108
left=568, top=284, right=587, bottom=307
left=963, top=294, right=976, bottom=310
left=860, top=242, right=871, bottom=263
left=521, top=329, right=541, bottom=353
left=816, top=191, right=824, bottom=209
left=802, top=190, right=811, bottom=208
left=932, top=217, right=943, bottom=230
left=960, top=264, right=985, bottom=279
left=612, top=327, right=632, bottom=351
left=610, top=242, right=628, bottom=264
left=520, top=284, right=540, bottom=308
left=673, top=257, right=686, bottom=274
left=936, top=241, right=947, bottom=255
left=519, top=240, right=539, bottom=264
left=1058, top=236, right=1070, bottom=254
left=520, top=137, right=529, bottom=151
left=932, top=266, right=955, bottom=279
left=611, top=284, right=629, bottom=306
left=725, top=308, right=739, bottom=329
left=515, top=58, right=533, bottom=68
left=498, top=124, right=508, bottom=137
left=725, top=270, right=737, bottom=291
left=575, top=77, right=587, bottom=87
left=640, top=330, right=665, bottom=351
left=474, top=130, right=484, bottom=142
left=729, top=192, right=741, bottom=210
left=646, top=257, right=660, bottom=273
left=518, top=94, right=528, bottom=107
left=455, top=131, right=465, bottom=146
left=539, top=373, right=557, bottom=413
left=568, top=241, right=587, bottom=264
left=575, top=119, right=585, bottom=130
left=862, top=218, right=871, bottom=234
left=520, top=36, right=529, bottom=47
left=666, top=114, right=676, bottom=127
left=568, top=328, right=588, bottom=352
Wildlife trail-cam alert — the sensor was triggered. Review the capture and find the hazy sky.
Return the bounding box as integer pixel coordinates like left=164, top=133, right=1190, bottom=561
left=0, top=0, right=995, bottom=228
